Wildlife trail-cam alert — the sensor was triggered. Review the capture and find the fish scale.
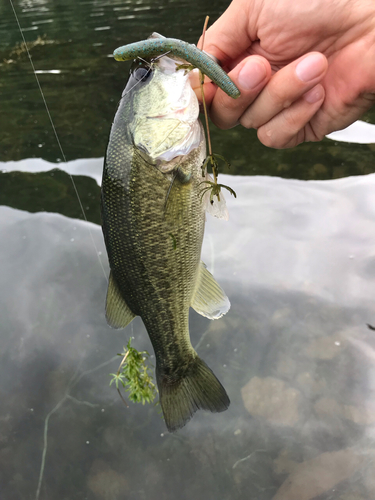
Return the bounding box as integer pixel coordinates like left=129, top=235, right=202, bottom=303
left=103, top=125, right=204, bottom=364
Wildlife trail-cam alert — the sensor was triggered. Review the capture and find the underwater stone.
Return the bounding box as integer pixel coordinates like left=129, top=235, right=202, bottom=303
left=273, top=449, right=363, bottom=500
left=241, top=376, right=301, bottom=426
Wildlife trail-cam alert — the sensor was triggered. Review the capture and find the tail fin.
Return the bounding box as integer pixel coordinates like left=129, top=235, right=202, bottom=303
left=156, top=357, right=230, bottom=432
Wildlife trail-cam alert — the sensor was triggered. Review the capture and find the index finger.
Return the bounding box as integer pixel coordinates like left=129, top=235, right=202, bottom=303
left=200, top=0, right=254, bottom=64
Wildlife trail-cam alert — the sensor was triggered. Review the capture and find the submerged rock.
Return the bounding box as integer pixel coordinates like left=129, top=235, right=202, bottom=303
left=302, top=334, right=345, bottom=360
left=273, top=450, right=298, bottom=475
left=272, top=449, right=363, bottom=500
left=365, top=462, right=375, bottom=496
left=314, top=397, right=375, bottom=425
left=314, top=397, right=342, bottom=418
left=296, top=371, right=327, bottom=396
left=87, top=459, right=128, bottom=500
left=339, top=493, right=367, bottom=500
left=342, top=404, right=375, bottom=425
left=241, top=376, right=301, bottom=426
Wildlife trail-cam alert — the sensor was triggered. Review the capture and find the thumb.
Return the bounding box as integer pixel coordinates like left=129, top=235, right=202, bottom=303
left=201, top=0, right=255, bottom=64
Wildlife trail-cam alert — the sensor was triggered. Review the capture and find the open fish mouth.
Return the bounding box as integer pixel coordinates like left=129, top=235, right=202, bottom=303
left=131, top=54, right=203, bottom=164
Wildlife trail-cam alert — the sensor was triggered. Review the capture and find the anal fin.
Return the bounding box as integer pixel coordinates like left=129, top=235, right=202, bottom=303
left=105, top=272, right=136, bottom=329
left=191, top=261, right=230, bottom=319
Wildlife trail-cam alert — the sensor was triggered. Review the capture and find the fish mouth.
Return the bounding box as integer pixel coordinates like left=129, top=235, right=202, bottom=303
left=130, top=48, right=203, bottom=164
left=135, top=118, right=202, bottom=166
left=132, top=68, right=202, bottom=163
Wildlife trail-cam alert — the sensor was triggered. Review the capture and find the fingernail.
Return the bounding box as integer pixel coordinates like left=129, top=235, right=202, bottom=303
left=303, top=84, right=324, bottom=103
left=296, top=54, right=325, bottom=82
left=238, top=60, right=267, bottom=90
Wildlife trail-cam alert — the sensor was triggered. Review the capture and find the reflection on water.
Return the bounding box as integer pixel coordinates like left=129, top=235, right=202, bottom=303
left=1, top=172, right=375, bottom=499
left=0, top=168, right=100, bottom=223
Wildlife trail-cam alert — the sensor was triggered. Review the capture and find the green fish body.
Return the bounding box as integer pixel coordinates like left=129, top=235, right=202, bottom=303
left=101, top=50, right=230, bottom=432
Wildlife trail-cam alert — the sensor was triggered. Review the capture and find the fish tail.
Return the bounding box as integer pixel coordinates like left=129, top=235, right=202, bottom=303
left=156, top=357, right=230, bottom=432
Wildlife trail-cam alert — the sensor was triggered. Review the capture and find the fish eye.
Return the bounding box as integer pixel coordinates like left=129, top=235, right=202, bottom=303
left=131, top=63, right=152, bottom=82
left=134, top=67, right=150, bottom=81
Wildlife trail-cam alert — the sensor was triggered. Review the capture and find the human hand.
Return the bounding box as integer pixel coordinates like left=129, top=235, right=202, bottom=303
left=193, top=0, right=375, bottom=148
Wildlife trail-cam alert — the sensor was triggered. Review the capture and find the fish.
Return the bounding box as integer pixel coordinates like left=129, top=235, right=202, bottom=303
left=101, top=36, right=231, bottom=432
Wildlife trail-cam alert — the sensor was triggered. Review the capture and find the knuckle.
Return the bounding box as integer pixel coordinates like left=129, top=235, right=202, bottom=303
left=257, top=120, right=303, bottom=149
left=257, top=126, right=284, bottom=148
left=212, top=116, right=236, bottom=130
left=304, top=123, right=325, bottom=142
left=268, top=85, right=290, bottom=106
left=239, top=115, right=255, bottom=129
left=239, top=108, right=260, bottom=129
left=282, top=107, right=303, bottom=133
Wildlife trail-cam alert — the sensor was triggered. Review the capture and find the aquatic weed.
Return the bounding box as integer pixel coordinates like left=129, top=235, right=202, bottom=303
left=109, top=338, right=158, bottom=405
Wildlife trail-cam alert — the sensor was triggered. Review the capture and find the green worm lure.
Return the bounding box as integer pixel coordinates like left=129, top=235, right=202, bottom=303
left=113, top=37, right=241, bottom=99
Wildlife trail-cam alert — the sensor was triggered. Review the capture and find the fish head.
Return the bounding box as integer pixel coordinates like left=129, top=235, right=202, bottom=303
left=124, top=54, right=203, bottom=171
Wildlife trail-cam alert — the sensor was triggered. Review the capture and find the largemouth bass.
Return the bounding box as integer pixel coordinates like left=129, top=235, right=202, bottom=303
left=101, top=43, right=230, bottom=432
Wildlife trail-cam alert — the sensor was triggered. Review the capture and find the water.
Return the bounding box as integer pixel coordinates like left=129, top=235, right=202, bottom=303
left=1, top=1, right=375, bottom=499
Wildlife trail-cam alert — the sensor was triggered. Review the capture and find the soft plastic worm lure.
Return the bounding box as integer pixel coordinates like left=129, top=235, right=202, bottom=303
left=113, top=38, right=241, bottom=99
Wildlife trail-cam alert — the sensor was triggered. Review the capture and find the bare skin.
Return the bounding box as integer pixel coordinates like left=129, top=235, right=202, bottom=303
left=191, top=0, right=375, bottom=148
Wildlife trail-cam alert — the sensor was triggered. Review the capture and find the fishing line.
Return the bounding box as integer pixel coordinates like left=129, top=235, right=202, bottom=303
left=118, top=69, right=151, bottom=102
left=9, top=0, right=107, bottom=281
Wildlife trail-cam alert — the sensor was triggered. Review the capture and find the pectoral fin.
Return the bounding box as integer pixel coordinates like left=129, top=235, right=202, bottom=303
left=191, top=262, right=230, bottom=319
left=105, top=272, right=136, bottom=329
